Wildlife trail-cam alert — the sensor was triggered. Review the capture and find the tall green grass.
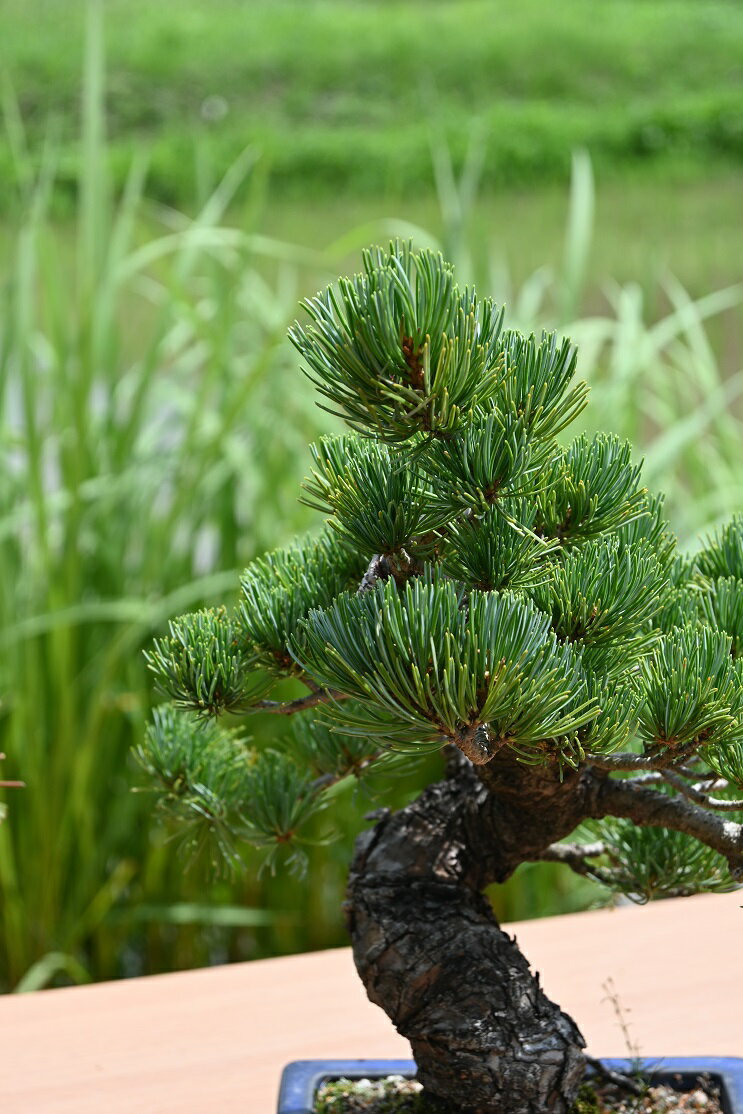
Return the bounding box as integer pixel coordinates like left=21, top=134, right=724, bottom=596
left=0, top=7, right=327, bottom=991
left=1, top=8, right=742, bottom=992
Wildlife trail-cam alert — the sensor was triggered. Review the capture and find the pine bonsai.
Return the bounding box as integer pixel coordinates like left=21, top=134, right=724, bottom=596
left=137, top=244, right=743, bottom=1114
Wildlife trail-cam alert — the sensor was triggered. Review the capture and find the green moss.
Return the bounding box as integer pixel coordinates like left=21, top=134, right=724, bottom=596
left=316, top=1077, right=616, bottom=1114
left=314, top=1076, right=443, bottom=1114
left=570, top=1083, right=604, bottom=1114
left=314, top=1076, right=684, bottom=1114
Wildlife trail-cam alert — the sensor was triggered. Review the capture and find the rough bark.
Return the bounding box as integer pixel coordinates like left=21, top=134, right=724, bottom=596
left=344, top=747, right=743, bottom=1112
left=345, top=756, right=593, bottom=1114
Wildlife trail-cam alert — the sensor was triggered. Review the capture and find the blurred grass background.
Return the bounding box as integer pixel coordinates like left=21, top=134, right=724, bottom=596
left=3, top=0, right=743, bottom=206
left=0, top=0, right=741, bottom=991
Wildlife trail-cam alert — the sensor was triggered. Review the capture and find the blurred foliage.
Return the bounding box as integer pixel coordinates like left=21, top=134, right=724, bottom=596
left=1, top=0, right=743, bottom=992
left=2, top=0, right=743, bottom=211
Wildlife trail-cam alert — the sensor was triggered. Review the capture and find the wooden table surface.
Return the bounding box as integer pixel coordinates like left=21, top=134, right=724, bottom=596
left=1, top=889, right=741, bottom=1114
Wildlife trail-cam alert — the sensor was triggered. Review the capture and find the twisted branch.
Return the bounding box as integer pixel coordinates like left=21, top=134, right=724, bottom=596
left=533, top=840, right=616, bottom=887
left=587, top=753, right=660, bottom=772
left=595, top=775, right=743, bottom=878
left=587, top=742, right=709, bottom=775
left=248, top=686, right=345, bottom=716
left=660, top=769, right=743, bottom=812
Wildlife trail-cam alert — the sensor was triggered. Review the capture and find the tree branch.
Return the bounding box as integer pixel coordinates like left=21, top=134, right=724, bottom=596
left=623, top=771, right=664, bottom=786
left=358, top=549, right=418, bottom=593
left=309, top=750, right=393, bottom=797
left=586, top=753, right=659, bottom=772
left=660, top=769, right=743, bottom=812
left=587, top=742, right=708, bottom=775
left=673, top=759, right=711, bottom=779
left=248, top=687, right=345, bottom=716
left=585, top=1057, right=644, bottom=1098
left=359, top=553, right=387, bottom=593
left=596, top=776, right=743, bottom=878
left=643, top=739, right=704, bottom=770
left=536, top=840, right=605, bottom=865
left=623, top=769, right=719, bottom=788
left=532, top=840, right=617, bottom=887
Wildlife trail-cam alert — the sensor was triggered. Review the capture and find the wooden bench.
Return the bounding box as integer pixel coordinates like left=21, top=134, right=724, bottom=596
left=2, top=889, right=741, bottom=1113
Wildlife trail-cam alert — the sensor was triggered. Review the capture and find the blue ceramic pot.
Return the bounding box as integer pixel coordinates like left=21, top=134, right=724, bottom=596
left=278, top=1057, right=743, bottom=1114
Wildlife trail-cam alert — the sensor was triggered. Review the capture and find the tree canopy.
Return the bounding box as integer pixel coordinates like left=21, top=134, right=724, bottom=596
left=137, top=243, right=743, bottom=901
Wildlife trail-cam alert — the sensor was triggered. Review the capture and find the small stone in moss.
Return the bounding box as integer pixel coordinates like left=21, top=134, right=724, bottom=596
left=315, top=1075, right=443, bottom=1114
left=314, top=1075, right=724, bottom=1114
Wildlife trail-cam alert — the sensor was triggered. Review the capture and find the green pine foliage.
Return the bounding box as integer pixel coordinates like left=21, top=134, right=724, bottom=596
left=638, top=625, right=743, bottom=750
left=586, top=818, right=736, bottom=904
left=528, top=538, right=664, bottom=652
left=496, top=331, right=587, bottom=440
left=135, top=706, right=325, bottom=873
left=238, top=531, right=365, bottom=673
left=301, top=435, right=445, bottom=554
left=144, top=608, right=272, bottom=716
left=294, top=577, right=595, bottom=757
left=288, top=714, right=387, bottom=783
left=698, top=577, right=743, bottom=659
left=614, top=493, right=677, bottom=572
left=705, top=736, right=743, bottom=787
left=695, top=515, right=743, bottom=581
left=652, top=584, right=702, bottom=635
left=137, top=243, right=743, bottom=899
left=421, top=408, right=552, bottom=518
left=289, top=243, right=506, bottom=441
left=562, top=673, right=643, bottom=763
left=441, top=502, right=557, bottom=592
left=534, top=434, right=647, bottom=545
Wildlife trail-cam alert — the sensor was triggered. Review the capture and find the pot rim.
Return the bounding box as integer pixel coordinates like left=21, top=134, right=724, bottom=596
left=277, top=1056, right=743, bottom=1114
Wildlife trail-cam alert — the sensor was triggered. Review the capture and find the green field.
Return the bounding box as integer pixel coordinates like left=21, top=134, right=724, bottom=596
left=263, top=175, right=743, bottom=306
left=3, top=0, right=743, bottom=208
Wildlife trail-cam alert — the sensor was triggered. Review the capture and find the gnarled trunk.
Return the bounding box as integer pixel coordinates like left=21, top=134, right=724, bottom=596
left=345, top=755, right=600, bottom=1113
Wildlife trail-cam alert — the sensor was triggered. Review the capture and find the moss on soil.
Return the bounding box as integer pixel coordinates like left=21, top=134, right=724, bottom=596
left=313, top=1076, right=723, bottom=1114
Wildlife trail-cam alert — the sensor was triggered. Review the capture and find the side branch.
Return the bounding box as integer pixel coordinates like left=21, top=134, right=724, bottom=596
left=587, top=744, right=706, bottom=775
left=588, top=744, right=712, bottom=779
left=536, top=840, right=605, bottom=868
left=596, top=776, right=743, bottom=878
left=534, top=841, right=615, bottom=887
left=587, top=753, right=660, bottom=772
left=660, top=769, right=743, bottom=812
left=248, top=687, right=345, bottom=716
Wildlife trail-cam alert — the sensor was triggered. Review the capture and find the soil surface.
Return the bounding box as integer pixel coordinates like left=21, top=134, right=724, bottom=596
left=314, top=1074, right=726, bottom=1114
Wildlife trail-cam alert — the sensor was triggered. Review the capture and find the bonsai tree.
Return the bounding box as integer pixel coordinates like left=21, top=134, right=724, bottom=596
left=137, top=244, right=743, bottom=1114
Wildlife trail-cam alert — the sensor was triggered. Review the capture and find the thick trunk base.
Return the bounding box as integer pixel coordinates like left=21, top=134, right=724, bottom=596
left=345, top=768, right=587, bottom=1113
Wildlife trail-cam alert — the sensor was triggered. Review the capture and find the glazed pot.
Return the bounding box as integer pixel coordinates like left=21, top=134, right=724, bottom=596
left=277, top=1057, right=743, bottom=1114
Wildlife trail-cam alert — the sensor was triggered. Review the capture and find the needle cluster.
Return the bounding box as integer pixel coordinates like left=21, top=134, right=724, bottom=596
left=137, top=243, right=743, bottom=900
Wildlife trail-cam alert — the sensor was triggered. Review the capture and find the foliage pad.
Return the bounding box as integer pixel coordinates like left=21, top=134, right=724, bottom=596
left=139, top=241, right=743, bottom=904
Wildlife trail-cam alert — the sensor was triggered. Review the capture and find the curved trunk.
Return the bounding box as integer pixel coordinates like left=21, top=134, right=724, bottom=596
left=345, top=755, right=598, bottom=1113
